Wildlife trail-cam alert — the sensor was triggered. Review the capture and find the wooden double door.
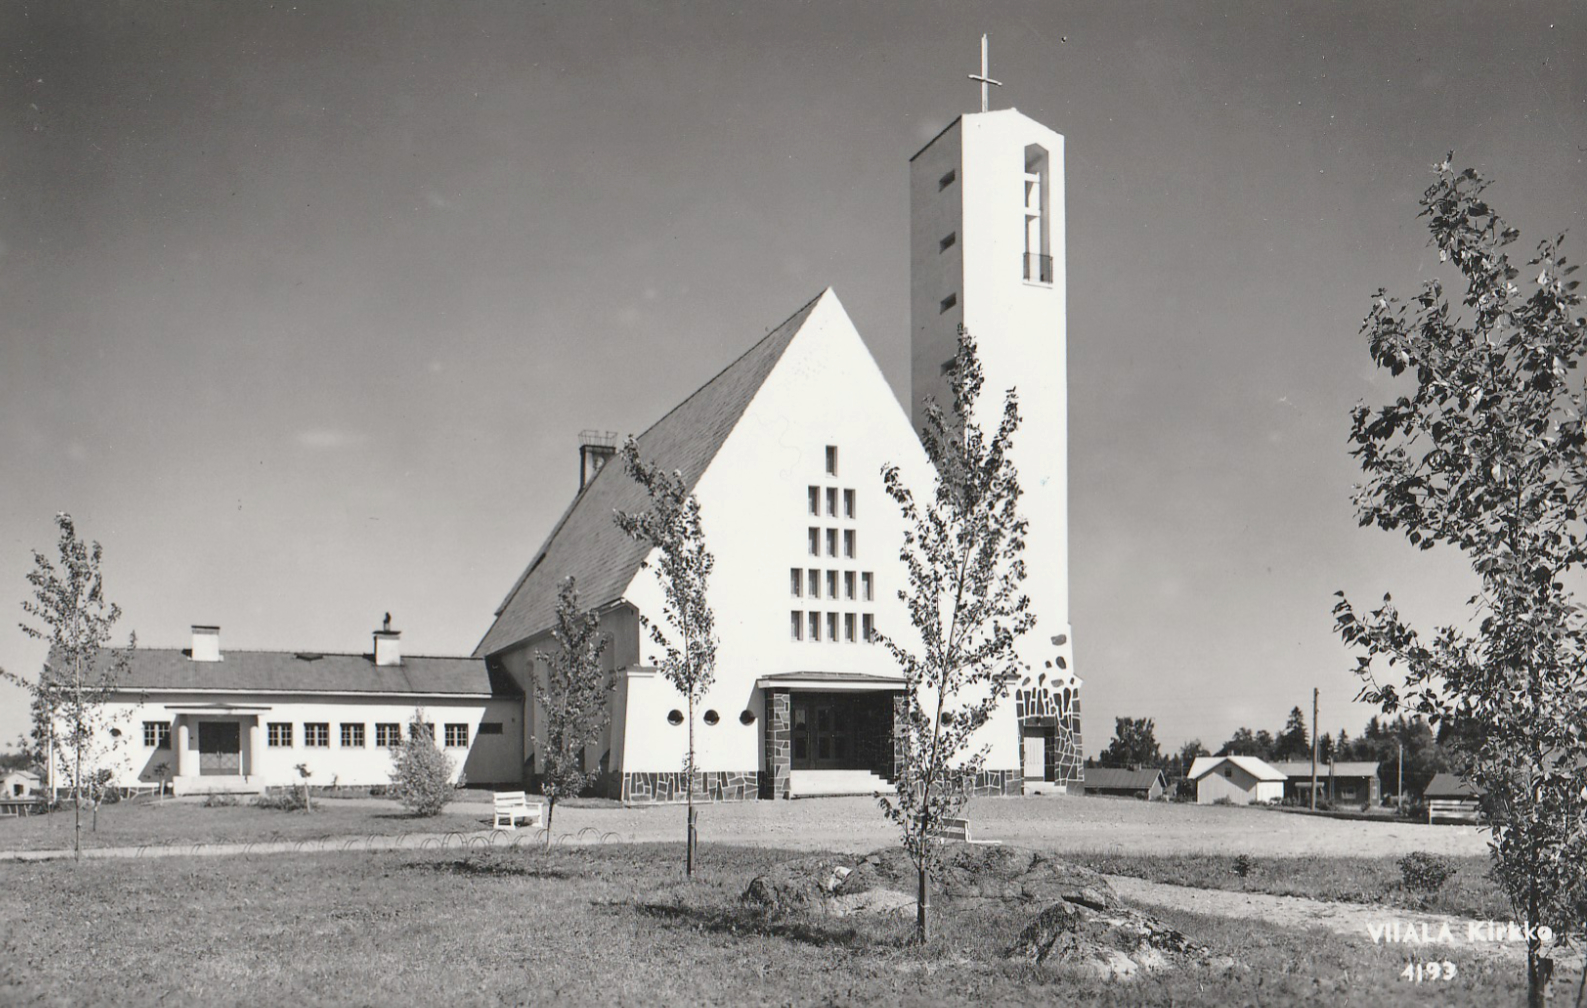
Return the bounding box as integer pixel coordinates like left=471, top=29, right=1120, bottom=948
left=197, top=721, right=242, bottom=776
left=789, top=692, right=891, bottom=771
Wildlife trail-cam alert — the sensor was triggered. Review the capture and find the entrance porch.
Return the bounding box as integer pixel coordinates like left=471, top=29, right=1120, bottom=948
left=167, top=707, right=270, bottom=796
left=757, top=672, right=904, bottom=799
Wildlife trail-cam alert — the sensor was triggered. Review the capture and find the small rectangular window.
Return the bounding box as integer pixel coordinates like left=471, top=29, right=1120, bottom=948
left=826, top=612, right=839, bottom=642
left=938, top=169, right=956, bottom=190
left=843, top=529, right=856, bottom=558
left=940, top=292, right=957, bottom=313
left=825, top=445, right=838, bottom=476
left=143, top=721, right=171, bottom=749
left=845, top=613, right=857, bottom=643
left=808, top=528, right=820, bottom=556
left=825, top=570, right=838, bottom=599
left=268, top=722, right=293, bottom=747
left=845, top=571, right=856, bottom=600
left=791, top=611, right=804, bottom=641
left=843, top=489, right=855, bottom=519
left=862, top=572, right=874, bottom=601
left=826, top=487, right=838, bottom=516
left=478, top=722, right=504, bottom=736
left=304, top=723, right=330, bottom=748
left=340, top=723, right=366, bottom=747
left=808, top=568, right=820, bottom=596
left=790, top=568, right=803, bottom=597
left=375, top=723, right=402, bottom=748
left=809, top=611, right=821, bottom=642
left=863, top=614, right=875, bottom=642
left=939, top=232, right=956, bottom=252
left=444, top=724, right=469, bottom=748
left=826, top=528, right=838, bottom=557
left=808, top=486, right=820, bottom=515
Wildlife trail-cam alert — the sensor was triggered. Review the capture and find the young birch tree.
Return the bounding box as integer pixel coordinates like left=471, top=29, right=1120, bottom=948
left=878, top=327, right=1034, bottom=943
left=532, top=576, right=611, bottom=830
left=6, top=513, right=136, bottom=861
left=1333, top=158, right=1587, bottom=1007
left=613, top=437, right=717, bottom=879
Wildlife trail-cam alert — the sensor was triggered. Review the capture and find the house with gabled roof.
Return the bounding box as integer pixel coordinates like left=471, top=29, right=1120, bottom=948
left=1188, top=755, right=1286, bottom=805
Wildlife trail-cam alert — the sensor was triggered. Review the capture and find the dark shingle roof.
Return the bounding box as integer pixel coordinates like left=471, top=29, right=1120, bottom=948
left=93, top=648, right=499, bottom=696
left=1270, top=761, right=1381, bottom=779
left=473, top=290, right=828, bottom=659
left=1423, top=772, right=1483, bottom=798
left=1084, top=767, right=1165, bottom=791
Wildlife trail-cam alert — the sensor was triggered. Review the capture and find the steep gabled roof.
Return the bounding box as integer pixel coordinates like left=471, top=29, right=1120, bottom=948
left=474, top=290, right=830, bottom=659
left=1188, top=755, right=1286, bottom=782
left=89, top=648, right=501, bottom=696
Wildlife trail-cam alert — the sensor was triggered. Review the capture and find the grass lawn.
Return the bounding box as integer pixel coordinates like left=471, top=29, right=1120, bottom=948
left=1069, top=851, right=1510, bottom=921
left=0, top=843, right=1526, bottom=1006
left=0, top=796, right=493, bottom=852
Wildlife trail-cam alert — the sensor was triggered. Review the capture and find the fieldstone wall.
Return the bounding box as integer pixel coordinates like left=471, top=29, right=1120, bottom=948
left=1014, top=668, right=1084, bottom=792
left=967, top=768, right=1023, bottom=797
left=760, top=690, right=791, bottom=799
left=621, top=770, right=759, bottom=804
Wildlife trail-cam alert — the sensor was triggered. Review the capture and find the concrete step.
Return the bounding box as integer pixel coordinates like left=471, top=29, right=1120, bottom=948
left=171, top=775, right=265, bottom=797
left=787, top=769, right=895, bottom=798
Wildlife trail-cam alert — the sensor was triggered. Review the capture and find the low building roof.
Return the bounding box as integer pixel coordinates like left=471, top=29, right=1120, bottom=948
left=1187, top=755, right=1286, bottom=782
left=1083, top=767, right=1165, bottom=790
left=1269, top=761, right=1381, bottom=779
left=1423, top=772, right=1483, bottom=798
left=87, top=647, right=507, bottom=697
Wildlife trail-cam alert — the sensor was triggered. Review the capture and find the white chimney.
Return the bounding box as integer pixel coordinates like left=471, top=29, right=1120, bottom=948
left=191, top=625, right=221, bottom=662
left=373, top=615, right=401, bottom=667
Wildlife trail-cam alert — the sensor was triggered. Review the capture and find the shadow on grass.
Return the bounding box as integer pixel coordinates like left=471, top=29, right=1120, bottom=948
left=423, top=858, right=577, bottom=879
left=624, top=899, right=882, bottom=950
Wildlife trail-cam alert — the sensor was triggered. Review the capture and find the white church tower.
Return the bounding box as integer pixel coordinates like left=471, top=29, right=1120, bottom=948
left=908, top=84, right=1083, bottom=792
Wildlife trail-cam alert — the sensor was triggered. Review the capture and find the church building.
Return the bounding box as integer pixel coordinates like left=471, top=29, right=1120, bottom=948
left=476, top=106, right=1083, bottom=802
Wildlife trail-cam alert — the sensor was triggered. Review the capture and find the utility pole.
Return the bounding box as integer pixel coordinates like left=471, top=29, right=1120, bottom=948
left=1397, top=740, right=1404, bottom=810
left=1309, top=687, right=1319, bottom=811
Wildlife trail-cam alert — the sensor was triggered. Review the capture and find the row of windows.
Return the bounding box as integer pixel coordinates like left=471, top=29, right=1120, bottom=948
left=807, top=527, right=857, bottom=559
left=791, top=610, right=875, bottom=643
left=141, top=720, right=501, bottom=749
left=790, top=568, right=874, bottom=602
left=807, top=486, right=858, bottom=519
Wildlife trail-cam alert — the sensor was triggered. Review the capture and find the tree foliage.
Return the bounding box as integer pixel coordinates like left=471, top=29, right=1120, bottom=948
left=389, top=711, right=454, bottom=817
left=1274, top=706, right=1310, bottom=762
left=1333, top=157, right=1587, bottom=1005
left=5, top=513, right=136, bottom=859
left=877, top=326, right=1034, bottom=942
left=613, top=437, right=718, bottom=877
left=532, top=576, right=611, bottom=830
left=1098, top=717, right=1161, bottom=768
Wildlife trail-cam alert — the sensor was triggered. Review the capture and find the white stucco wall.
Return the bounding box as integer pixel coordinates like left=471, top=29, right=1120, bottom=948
left=617, top=291, right=1021, bottom=776
left=87, top=692, right=523, bottom=790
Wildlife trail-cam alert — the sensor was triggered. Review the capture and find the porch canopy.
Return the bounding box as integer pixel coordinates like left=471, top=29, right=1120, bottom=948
left=754, top=671, right=907, bottom=692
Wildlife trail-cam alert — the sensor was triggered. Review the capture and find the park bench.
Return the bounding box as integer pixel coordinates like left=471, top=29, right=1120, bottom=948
left=934, top=816, right=1001, bottom=846
left=492, top=791, right=544, bottom=830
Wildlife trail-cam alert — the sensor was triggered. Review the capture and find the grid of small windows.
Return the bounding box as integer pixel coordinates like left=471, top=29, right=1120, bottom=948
left=304, top=723, right=330, bottom=748
left=444, top=724, right=469, bottom=748
left=340, top=723, right=366, bottom=748
left=789, top=447, right=876, bottom=644
left=142, top=721, right=171, bottom=749
left=267, top=722, right=293, bottom=747
left=375, top=723, right=402, bottom=748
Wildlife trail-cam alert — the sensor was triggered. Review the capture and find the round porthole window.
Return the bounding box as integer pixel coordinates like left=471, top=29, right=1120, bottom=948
left=667, top=709, right=684, bottom=726
left=739, top=710, right=756, bottom=726
left=703, top=710, right=720, bottom=726
left=1055, top=633, right=1068, bottom=646
left=109, top=728, right=123, bottom=738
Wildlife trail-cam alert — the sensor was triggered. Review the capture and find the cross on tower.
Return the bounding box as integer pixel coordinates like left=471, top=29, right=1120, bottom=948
left=967, top=33, right=1002, bottom=113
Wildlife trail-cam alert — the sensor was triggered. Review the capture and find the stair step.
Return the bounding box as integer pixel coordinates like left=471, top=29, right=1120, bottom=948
left=787, top=770, right=895, bottom=798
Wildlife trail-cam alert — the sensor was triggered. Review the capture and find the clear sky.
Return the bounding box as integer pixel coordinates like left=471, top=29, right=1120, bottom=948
left=1, top=2, right=1582, bottom=756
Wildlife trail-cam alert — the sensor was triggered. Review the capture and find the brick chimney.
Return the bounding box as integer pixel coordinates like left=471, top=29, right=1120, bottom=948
left=373, top=613, right=401, bottom=667
left=578, top=430, right=618, bottom=490
left=191, top=625, right=221, bottom=662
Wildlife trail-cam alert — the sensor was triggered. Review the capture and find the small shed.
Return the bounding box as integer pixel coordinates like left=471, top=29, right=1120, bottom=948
left=1423, top=773, right=1483, bottom=824
left=1188, top=755, right=1286, bottom=805
left=1, top=770, right=40, bottom=800
left=1084, top=766, right=1167, bottom=800
left=1270, top=761, right=1382, bottom=809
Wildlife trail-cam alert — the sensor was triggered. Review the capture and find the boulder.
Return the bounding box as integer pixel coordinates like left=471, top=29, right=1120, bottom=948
left=1008, top=900, right=1242, bottom=980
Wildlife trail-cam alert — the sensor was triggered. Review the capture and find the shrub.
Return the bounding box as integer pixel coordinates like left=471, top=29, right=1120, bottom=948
left=1399, top=851, right=1456, bottom=893
left=254, top=787, right=308, bottom=812
left=1212, top=796, right=1234, bottom=806
left=1233, top=854, right=1255, bottom=878
left=201, top=792, right=240, bottom=808
left=390, top=710, right=455, bottom=817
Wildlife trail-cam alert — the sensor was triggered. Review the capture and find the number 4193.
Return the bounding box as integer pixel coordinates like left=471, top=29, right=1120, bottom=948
left=1402, top=960, right=1457, bottom=982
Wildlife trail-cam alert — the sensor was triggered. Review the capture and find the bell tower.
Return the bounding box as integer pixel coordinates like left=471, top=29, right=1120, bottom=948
left=908, top=103, right=1082, bottom=792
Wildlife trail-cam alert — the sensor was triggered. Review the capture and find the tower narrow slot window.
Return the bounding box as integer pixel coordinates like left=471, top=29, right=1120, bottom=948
left=1023, top=144, right=1052, bottom=283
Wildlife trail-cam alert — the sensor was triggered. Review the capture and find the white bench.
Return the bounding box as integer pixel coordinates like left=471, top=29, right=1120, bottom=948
left=493, top=791, right=544, bottom=830
left=935, top=816, right=1001, bottom=846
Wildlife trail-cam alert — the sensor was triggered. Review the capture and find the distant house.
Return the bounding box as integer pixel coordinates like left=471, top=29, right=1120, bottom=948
left=1424, top=772, right=1484, bottom=824
left=1269, top=761, right=1382, bottom=809
left=1, top=770, right=40, bottom=800
left=1084, top=767, right=1167, bottom=800
left=1188, top=755, right=1286, bottom=805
